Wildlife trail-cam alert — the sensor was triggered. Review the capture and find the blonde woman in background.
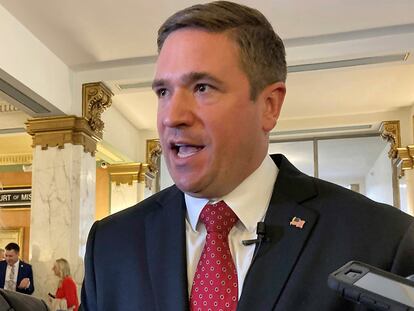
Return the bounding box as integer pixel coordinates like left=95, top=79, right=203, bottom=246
left=51, top=258, right=79, bottom=311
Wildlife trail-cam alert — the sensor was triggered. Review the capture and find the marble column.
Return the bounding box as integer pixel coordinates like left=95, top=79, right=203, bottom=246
left=396, top=146, right=414, bottom=215
left=30, top=143, right=95, bottom=299
left=406, top=169, right=414, bottom=216
left=25, top=82, right=112, bottom=300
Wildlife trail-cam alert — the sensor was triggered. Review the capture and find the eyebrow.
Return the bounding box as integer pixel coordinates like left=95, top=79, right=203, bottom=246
left=152, top=71, right=225, bottom=90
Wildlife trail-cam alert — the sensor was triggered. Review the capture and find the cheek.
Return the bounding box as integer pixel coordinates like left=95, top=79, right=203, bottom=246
left=156, top=115, right=163, bottom=131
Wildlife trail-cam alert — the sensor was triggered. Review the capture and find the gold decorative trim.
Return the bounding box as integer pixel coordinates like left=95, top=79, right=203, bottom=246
left=146, top=139, right=162, bottom=174
left=2, top=185, right=31, bottom=189
left=139, top=163, right=149, bottom=183
left=0, top=228, right=24, bottom=258
left=0, top=102, right=19, bottom=112
left=26, top=116, right=101, bottom=155
left=0, top=154, right=32, bottom=165
left=82, top=82, right=113, bottom=137
left=108, top=163, right=142, bottom=186
left=395, top=145, right=414, bottom=177
left=379, top=120, right=401, bottom=158
left=145, top=139, right=162, bottom=193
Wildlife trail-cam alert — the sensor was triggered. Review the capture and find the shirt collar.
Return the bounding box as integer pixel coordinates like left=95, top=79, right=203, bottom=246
left=185, top=155, right=278, bottom=233
left=8, top=260, right=19, bottom=268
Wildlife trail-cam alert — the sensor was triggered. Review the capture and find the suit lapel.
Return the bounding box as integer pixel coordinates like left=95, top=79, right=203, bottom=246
left=145, top=187, right=189, bottom=311
left=0, top=262, right=5, bottom=288
left=238, top=154, right=320, bottom=311
left=17, top=261, right=26, bottom=285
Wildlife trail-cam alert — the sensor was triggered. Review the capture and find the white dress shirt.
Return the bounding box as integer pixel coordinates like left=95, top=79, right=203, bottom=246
left=5, top=260, right=19, bottom=291
left=185, top=155, right=278, bottom=298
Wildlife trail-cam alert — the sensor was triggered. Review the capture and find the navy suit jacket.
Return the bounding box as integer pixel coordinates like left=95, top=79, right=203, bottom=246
left=81, top=154, right=414, bottom=311
left=0, top=260, right=34, bottom=295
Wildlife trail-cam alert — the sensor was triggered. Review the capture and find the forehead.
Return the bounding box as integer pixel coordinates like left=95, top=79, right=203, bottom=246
left=5, top=249, right=17, bottom=255
left=155, top=29, right=242, bottom=77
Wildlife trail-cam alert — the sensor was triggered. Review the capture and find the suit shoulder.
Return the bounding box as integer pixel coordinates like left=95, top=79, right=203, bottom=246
left=19, top=261, right=32, bottom=268
left=313, top=177, right=413, bottom=223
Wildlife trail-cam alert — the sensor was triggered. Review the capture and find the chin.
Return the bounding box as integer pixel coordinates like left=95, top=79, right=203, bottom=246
left=174, top=178, right=203, bottom=196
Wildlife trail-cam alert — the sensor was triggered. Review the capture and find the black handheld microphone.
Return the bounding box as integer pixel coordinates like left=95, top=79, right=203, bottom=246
left=242, top=222, right=267, bottom=246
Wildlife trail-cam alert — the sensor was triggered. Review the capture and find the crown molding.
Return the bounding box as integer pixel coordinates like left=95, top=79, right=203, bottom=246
left=26, top=116, right=101, bottom=155
left=108, top=163, right=148, bottom=185
left=396, top=145, right=414, bottom=176
left=0, top=153, right=32, bottom=165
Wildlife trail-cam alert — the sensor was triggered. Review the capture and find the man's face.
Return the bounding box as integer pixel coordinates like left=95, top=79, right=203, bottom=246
left=5, top=249, right=19, bottom=265
left=154, top=29, right=285, bottom=198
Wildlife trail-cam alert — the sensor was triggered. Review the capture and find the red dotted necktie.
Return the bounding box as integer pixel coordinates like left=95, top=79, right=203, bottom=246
left=190, top=201, right=239, bottom=311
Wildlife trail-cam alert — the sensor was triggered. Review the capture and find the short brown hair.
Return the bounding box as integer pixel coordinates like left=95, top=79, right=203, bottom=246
left=5, top=243, right=19, bottom=253
left=157, top=1, right=286, bottom=99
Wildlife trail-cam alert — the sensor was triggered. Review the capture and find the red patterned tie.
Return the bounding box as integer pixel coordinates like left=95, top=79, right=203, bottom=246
left=190, top=201, right=239, bottom=311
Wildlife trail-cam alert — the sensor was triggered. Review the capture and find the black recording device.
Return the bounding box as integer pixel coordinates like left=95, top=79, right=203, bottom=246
left=328, top=261, right=414, bottom=311
left=242, top=222, right=268, bottom=246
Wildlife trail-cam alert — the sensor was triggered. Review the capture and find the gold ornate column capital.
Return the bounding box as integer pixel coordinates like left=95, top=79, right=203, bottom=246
left=146, top=139, right=162, bottom=174
left=145, top=139, right=162, bottom=192
left=82, top=82, right=113, bottom=137
left=108, top=163, right=143, bottom=186
left=395, top=145, right=414, bottom=174
left=26, top=116, right=101, bottom=155
left=380, top=120, right=401, bottom=159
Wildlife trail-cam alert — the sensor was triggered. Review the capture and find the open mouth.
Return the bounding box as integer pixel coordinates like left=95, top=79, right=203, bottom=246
left=172, top=143, right=204, bottom=158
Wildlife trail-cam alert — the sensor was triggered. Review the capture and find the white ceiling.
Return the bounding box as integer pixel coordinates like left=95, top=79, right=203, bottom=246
left=1, top=0, right=414, bottom=67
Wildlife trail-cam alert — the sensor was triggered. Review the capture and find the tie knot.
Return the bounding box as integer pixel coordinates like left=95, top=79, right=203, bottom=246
left=200, top=201, right=238, bottom=234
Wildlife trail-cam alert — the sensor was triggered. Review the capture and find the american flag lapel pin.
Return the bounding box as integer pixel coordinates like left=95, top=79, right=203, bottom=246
left=290, top=216, right=305, bottom=229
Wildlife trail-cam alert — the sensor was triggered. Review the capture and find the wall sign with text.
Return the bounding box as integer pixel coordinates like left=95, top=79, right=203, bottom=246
left=0, top=188, right=31, bottom=207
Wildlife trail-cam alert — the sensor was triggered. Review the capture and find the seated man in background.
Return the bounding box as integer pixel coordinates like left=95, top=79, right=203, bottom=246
left=0, top=243, right=34, bottom=295
left=0, top=249, right=4, bottom=261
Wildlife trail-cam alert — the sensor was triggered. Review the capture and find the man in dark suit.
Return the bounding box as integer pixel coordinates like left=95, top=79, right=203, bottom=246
left=81, top=1, right=414, bottom=310
left=0, top=243, right=34, bottom=295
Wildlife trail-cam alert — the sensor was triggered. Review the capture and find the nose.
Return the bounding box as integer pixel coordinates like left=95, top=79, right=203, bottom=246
left=159, top=88, right=195, bottom=128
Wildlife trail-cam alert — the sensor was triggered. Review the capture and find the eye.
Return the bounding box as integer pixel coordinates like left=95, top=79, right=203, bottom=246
left=155, top=88, right=169, bottom=98
left=195, top=83, right=211, bottom=93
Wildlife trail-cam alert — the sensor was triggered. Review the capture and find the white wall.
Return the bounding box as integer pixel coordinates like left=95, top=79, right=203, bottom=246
left=0, top=4, right=72, bottom=114
left=101, top=106, right=140, bottom=162
left=364, top=145, right=393, bottom=205
left=277, top=107, right=412, bottom=140
left=160, top=154, right=174, bottom=190
left=110, top=181, right=143, bottom=214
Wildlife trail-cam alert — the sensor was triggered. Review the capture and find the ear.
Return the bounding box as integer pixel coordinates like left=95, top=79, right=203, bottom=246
left=260, top=82, right=286, bottom=132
